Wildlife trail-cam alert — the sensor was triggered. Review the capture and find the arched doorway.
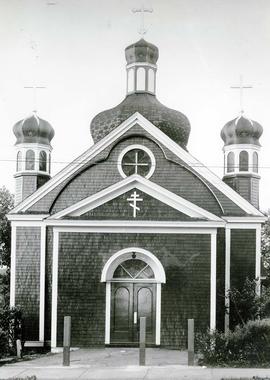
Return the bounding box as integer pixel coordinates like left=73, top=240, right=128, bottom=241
left=101, top=248, right=166, bottom=346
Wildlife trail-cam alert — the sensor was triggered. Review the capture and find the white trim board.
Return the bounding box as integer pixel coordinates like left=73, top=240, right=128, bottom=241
left=10, top=112, right=264, bottom=217
left=49, top=174, right=222, bottom=222
left=10, top=225, right=17, bottom=307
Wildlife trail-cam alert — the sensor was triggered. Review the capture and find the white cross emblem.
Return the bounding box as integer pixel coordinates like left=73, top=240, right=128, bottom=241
left=127, top=190, right=143, bottom=218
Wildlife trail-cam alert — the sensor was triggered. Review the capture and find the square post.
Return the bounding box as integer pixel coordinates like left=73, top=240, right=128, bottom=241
left=139, top=316, right=146, bottom=366
left=63, top=316, right=71, bottom=366
left=188, top=318, right=194, bottom=366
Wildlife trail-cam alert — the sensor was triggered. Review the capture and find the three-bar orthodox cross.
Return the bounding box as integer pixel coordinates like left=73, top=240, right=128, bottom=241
left=230, top=75, right=253, bottom=115
left=132, top=4, right=153, bottom=36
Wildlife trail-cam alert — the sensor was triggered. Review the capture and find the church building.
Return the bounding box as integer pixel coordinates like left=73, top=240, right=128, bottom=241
left=8, top=38, right=266, bottom=350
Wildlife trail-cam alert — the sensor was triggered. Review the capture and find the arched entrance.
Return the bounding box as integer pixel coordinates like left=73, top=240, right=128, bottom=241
left=101, top=248, right=166, bottom=346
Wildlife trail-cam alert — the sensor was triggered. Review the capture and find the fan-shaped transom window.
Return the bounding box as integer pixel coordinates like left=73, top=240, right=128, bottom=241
left=113, top=259, right=155, bottom=280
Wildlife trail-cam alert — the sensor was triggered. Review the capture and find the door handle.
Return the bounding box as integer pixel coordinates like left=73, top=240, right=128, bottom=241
left=134, top=311, right=137, bottom=324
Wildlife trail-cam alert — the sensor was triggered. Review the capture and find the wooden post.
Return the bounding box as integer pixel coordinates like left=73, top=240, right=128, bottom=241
left=139, top=316, right=146, bottom=366
left=63, top=316, right=71, bottom=366
left=188, top=318, right=194, bottom=366
left=16, top=339, right=22, bottom=358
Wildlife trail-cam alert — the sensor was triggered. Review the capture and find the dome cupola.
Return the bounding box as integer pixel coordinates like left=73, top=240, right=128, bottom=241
left=90, top=39, right=191, bottom=149
left=125, top=38, right=159, bottom=65
left=221, top=114, right=263, bottom=209
left=13, top=112, right=55, bottom=205
left=13, top=113, right=55, bottom=146
left=221, top=115, right=263, bottom=147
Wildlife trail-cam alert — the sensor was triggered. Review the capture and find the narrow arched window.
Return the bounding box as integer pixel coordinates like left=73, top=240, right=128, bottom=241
left=39, top=151, right=47, bottom=172
left=253, top=152, right=258, bottom=173
left=148, top=69, right=155, bottom=92
left=25, top=150, right=35, bottom=170
left=48, top=153, right=51, bottom=174
left=227, top=152, right=235, bottom=173
left=17, top=151, right=22, bottom=172
left=127, top=68, right=135, bottom=93
left=136, top=67, right=145, bottom=91
left=239, top=151, right=249, bottom=171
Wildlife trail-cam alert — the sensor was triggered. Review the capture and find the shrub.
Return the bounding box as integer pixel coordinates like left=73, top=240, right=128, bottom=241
left=0, top=305, right=22, bottom=356
left=197, top=319, right=270, bottom=366
left=0, top=327, right=9, bottom=358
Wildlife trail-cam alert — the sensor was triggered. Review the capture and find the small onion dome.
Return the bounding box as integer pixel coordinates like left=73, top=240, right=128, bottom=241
left=90, top=93, right=191, bottom=148
left=13, top=113, right=55, bottom=146
left=221, top=115, right=263, bottom=146
left=125, top=38, right=159, bottom=65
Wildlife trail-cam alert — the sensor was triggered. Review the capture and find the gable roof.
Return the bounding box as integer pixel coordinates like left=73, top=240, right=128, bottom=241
left=49, top=174, right=223, bottom=222
left=10, top=112, right=264, bottom=217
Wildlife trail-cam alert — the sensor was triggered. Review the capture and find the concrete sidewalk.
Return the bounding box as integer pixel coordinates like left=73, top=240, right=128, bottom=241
left=1, top=348, right=270, bottom=380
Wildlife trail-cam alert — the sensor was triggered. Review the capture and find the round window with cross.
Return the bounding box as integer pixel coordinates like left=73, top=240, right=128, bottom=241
left=118, top=145, right=156, bottom=179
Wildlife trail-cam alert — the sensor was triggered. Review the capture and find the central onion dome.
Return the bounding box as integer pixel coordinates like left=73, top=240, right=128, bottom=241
left=13, top=113, right=55, bottom=146
left=90, top=39, right=191, bottom=149
left=221, top=115, right=263, bottom=146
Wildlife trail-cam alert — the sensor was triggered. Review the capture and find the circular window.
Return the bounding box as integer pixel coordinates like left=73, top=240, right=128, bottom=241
left=118, top=145, right=155, bottom=179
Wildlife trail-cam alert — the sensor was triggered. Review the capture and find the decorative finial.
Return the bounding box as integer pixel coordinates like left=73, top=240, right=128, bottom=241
left=132, top=4, right=153, bottom=36
left=230, top=75, right=253, bottom=115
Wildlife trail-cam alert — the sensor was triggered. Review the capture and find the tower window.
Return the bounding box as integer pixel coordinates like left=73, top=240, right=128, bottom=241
left=127, top=68, right=135, bottom=93
left=17, top=151, right=22, bottom=172
left=239, top=151, right=249, bottom=171
left=253, top=152, right=258, bottom=173
left=48, top=153, right=51, bottom=174
left=39, top=151, right=47, bottom=172
left=227, top=152, right=235, bottom=173
left=148, top=68, right=155, bottom=93
left=25, top=150, right=35, bottom=170
left=136, top=67, right=145, bottom=91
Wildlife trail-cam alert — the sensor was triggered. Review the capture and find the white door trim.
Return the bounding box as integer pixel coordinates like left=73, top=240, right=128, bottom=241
left=102, top=247, right=165, bottom=345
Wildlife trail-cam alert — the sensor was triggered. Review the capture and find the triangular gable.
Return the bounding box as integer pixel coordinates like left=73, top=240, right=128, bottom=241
left=11, top=112, right=264, bottom=217
left=76, top=190, right=199, bottom=221
left=49, top=174, right=223, bottom=222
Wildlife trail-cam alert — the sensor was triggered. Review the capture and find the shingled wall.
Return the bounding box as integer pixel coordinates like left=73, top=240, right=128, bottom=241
left=55, top=232, right=211, bottom=348
left=16, top=227, right=40, bottom=341
left=230, top=229, right=256, bottom=289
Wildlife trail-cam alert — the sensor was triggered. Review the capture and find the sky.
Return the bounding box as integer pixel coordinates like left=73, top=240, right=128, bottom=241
left=0, top=0, right=270, bottom=210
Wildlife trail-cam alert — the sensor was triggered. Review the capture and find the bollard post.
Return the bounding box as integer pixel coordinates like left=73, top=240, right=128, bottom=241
left=16, top=339, right=22, bottom=358
left=63, top=316, right=71, bottom=366
left=139, top=316, right=146, bottom=366
left=188, top=318, right=194, bottom=366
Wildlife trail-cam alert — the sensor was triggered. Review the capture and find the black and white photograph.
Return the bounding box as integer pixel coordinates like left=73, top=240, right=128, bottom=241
left=1, top=1, right=270, bottom=379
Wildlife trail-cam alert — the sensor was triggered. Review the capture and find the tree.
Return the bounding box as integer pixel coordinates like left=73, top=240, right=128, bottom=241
left=0, top=187, right=14, bottom=306
left=0, top=186, right=14, bottom=268
left=261, top=209, right=270, bottom=274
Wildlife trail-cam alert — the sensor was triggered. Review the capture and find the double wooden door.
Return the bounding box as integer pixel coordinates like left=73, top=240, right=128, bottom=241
left=110, top=282, right=156, bottom=345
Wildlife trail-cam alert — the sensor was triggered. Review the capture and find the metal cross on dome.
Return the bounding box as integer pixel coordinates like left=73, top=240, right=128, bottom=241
left=24, top=40, right=46, bottom=113
left=230, top=75, right=253, bottom=115
left=132, top=4, right=153, bottom=36
left=127, top=190, right=143, bottom=218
